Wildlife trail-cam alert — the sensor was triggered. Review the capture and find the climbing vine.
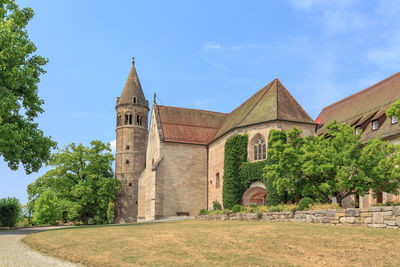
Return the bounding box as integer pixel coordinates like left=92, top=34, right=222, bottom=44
left=222, top=130, right=288, bottom=208
left=222, top=134, right=248, bottom=209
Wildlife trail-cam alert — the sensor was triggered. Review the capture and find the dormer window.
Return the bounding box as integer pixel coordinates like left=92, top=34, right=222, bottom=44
left=355, top=126, right=361, bottom=135
left=392, top=116, right=398, bottom=125
left=372, top=120, right=379, bottom=131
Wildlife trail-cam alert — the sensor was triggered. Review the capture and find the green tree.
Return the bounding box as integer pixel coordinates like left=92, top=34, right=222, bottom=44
left=32, top=189, right=61, bottom=225
left=264, top=122, right=400, bottom=204
left=0, top=0, right=56, bottom=174
left=387, top=99, right=400, bottom=125
left=0, top=197, right=21, bottom=227
left=28, top=141, right=121, bottom=224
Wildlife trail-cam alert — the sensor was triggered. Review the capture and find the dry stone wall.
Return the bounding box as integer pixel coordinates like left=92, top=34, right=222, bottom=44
left=197, top=206, right=400, bottom=229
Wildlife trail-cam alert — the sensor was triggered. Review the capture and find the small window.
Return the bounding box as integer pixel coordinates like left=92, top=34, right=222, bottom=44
left=136, top=115, right=141, bottom=126
left=117, top=114, right=122, bottom=126
left=125, top=160, right=129, bottom=165
left=126, top=145, right=130, bottom=150
left=125, top=114, right=129, bottom=125
left=152, top=158, right=154, bottom=166
left=372, top=120, right=379, bottom=131
left=355, top=126, right=361, bottom=135
left=128, top=183, right=132, bottom=187
left=133, top=97, right=137, bottom=104
left=392, top=116, right=398, bottom=125
left=215, top=173, right=220, bottom=189
left=129, top=114, right=132, bottom=125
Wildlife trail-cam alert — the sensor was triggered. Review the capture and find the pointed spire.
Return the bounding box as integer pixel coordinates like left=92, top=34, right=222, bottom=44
left=118, top=58, right=147, bottom=106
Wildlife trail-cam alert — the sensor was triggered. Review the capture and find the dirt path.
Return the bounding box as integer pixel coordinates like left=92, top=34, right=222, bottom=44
left=0, top=226, right=81, bottom=267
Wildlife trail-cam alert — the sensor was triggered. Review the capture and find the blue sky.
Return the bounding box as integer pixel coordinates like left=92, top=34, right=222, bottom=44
left=2, top=0, right=400, bottom=204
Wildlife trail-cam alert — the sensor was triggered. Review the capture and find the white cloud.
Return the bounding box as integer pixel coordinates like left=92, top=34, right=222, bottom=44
left=202, top=43, right=246, bottom=52
left=109, top=139, right=116, bottom=154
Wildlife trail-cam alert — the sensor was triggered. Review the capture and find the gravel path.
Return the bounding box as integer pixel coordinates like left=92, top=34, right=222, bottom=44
left=0, top=226, right=81, bottom=267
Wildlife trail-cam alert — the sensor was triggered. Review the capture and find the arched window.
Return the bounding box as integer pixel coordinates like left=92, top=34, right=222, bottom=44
left=251, top=135, right=266, bottom=161
left=129, top=114, right=132, bottom=125
left=216, top=173, right=220, bottom=188
left=133, top=97, right=137, bottom=104
left=136, top=115, right=142, bottom=126
left=117, top=113, right=122, bottom=126
left=125, top=114, right=129, bottom=125
left=125, top=160, right=129, bottom=165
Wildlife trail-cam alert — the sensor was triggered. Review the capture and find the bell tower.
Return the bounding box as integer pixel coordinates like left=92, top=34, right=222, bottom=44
left=115, top=57, right=149, bottom=223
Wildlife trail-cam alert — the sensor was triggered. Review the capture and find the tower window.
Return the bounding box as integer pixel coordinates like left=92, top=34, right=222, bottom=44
left=125, top=160, right=129, bottom=165
left=133, top=97, right=137, bottom=104
left=126, top=145, right=130, bottom=150
left=117, top=114, right=122, bottom=126
left=372, top=120, right=379, bottom=131
left=129, top=114, right=132, bottom=125
left=128, top=183, right=132, bottom=187
left=125, top=114, right=129, bottom=125
left=215, top=173, right=220, bottom=189
left=392, top=116, right=398, bottom=124
left=136, top=115, right=142, bottom=126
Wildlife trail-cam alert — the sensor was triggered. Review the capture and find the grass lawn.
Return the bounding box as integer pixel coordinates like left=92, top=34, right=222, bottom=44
left=23, top=220, right=400, bottom=266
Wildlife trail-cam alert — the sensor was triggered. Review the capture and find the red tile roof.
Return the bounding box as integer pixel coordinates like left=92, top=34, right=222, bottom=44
left=157, top=105, right=227, bottom=145
left=316, top=71, right=400, bottom=141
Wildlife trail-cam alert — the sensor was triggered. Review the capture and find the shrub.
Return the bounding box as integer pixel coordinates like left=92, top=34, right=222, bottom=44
left=199, top=209, right=208, bottom=215
left=384, top=201, right=400, bottom=206
left=232, top=204, right=242, bottom=213
left=223, top=209, right=232, bottom=215
left=0, top=197, right=22, bottom=227
left=309, top=203, right=340, bottom=210
left=268, top=206, right=282, bottom=212
left=249, top=203, right=257, bottom=208
left=298, top=197, right=313, bottom=211
left=212, top=200, right=222, bottom=211
left=107, top=201, right=115, bottom=224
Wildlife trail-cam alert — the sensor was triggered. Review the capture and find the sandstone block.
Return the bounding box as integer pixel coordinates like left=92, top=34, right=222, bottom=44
left=372, top=212, right=384, bottom=224
left=336, top=212, right=346, bottom=217
left=384, top=216, right=396, bottom=220
left=387, top=226, right=399, bottom=229
left=364, top=217, right=372, bottom=224
left=345, top=217, right=355, bottom=224
left=393, top=206, right=400, bottom=216
left=382, top=206, right=393, bottom=211
left=330, top=219, right=339, bottom=224
left=384, top=220, right=396, bottom=226
left=339, top=217, right=346, bottom=223
left=396, top=217, right=400, bottom=226
left=346, top=208, right=360, bottom=217
left=383, top=211, right=393, bottom=216
left=369, top=207, right=382, bottom=212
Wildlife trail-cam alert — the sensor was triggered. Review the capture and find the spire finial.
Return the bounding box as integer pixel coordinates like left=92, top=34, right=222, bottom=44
left=153, top=92, right=157, bottom=103
left=132, top=56, right=135, bottom=65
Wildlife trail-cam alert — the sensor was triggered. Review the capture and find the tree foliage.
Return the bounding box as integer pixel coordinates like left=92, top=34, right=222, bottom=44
left=264, top=122, right=400, bottom=204
left=222, top=134, right=248, bottom=209
left=0, top=197, right=21, bottom=227
left=32, top=189, right=61, bottom=225
left=0, top=0, right=56, bottom=174
left=27, top=141, right=121, bottom=224
left=387, top=99, right=400, bottom=123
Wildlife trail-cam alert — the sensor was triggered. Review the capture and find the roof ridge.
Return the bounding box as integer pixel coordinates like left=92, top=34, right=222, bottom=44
left=162, top=122, right=221, bottom=129
left=276, top=79, right=315, bottom=123
left=157, top=105, right=227, bottom=115
left=321, top=71, right=400, bottom=112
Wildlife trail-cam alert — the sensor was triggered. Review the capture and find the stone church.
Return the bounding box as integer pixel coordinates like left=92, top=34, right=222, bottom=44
left=114, top=59, right=400, bottom=223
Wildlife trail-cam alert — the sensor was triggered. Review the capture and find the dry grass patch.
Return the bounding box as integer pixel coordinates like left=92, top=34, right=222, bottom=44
left=23, top=220, right=400, bottom=266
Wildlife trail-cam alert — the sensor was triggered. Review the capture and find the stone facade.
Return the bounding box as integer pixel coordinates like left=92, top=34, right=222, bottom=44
left=116, top=61, right=400, bottom=223
left=197, top=206, right=400, bottom=229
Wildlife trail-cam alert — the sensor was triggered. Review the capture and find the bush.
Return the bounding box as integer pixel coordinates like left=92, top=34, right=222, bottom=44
left=32, top=189, right=61, bottom=225
left=199, top=209, right=208, bottom=215
left=249, top=203, right=257, bottom=208
left=298, top=197, right=313, bottom=211
left=384, top=201, right=400, bottom=206
left=232, top=204, right=242, bottom=213
left=212, top=200, right=222, bottom=211
left=0, top=197, right=21, bottom=227
left=107, top=201, right=115, bottom=224
left=309, top=203, right=340, bottom=210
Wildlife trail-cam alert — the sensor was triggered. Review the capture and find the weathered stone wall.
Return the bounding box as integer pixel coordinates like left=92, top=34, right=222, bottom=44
left=207, top=120, right=316, bottom=209
left=157, top=142, right=207, bottom=218
left=197, top=206, right=400, bottom=229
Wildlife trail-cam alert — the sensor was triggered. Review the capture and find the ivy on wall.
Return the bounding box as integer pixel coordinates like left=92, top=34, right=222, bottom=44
left=222, top=134, right=248, bottom=209
left=222, top=130, right=287, bottom=209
